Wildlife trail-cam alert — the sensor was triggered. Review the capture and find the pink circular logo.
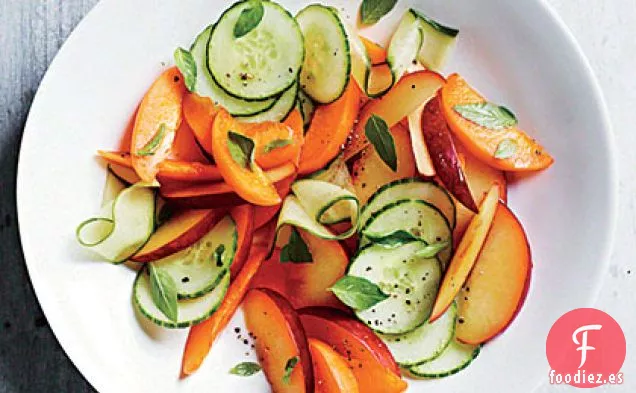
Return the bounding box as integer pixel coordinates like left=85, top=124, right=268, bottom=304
left=546, top=308, right=626, bottom=388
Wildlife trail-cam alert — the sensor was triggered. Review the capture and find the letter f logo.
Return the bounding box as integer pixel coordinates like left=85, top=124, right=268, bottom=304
left=572, top=324, right=602, bottom=368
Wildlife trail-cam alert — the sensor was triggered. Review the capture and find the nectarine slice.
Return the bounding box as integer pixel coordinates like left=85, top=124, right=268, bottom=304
left=182, top=93, right=218, bottom=156
left=228, top=204, right=254, bottom=279
left=131, top=209, right=225, bottom=262
left=441, top=74, right=553, bottom=171
left=456, top=202, right=532, bottom=344
left=430, top=185, right=499, bottom=322
left=351, top=123, right=416, bottom=204
left=309, top=338, right=359, bottom=393
left=243, top=289, right=314, bottom=393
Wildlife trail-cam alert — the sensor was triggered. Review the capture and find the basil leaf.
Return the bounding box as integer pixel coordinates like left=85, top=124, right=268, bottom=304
left=494, top=138, right=518, bottom=159
left=365, top=115, right=397, bottom=172
left=415, top=241, right=450, bottom=258
left=329, top=276, right=389, bottom=310
left=137, top=124, right=167, bottom=156
left=453, top=103, right=518, bottom=130
left=366, top=230, right=419, bottom=248
left=214, top=244, right=226, bottom=267
left=234, top=0, right=264, bottom=39
left=148, top=264, right=178, bottom=322
left=280, top=228, right=312, bottom=263
left=282, top=356, right=299, bottom=384
left=264, top=138, right=292, bottom=153
left=227, top=131, right=255, bottom=169
left=230, top=362, right=262, bottom=376
left=360, top=0, right=398, bottom=25
left=173, top=47, right=197, bottom=92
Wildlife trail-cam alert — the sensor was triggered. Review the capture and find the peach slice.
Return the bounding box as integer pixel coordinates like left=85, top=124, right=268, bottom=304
left=343, top=70, right=445, bottom=161
left=130, top=209, right=225, bottom=262
left=309, top=338, right=359, bottom=393
left=430, top=185, right=499, bottom=322
left=243, top=289, right=314, bottom=393
left=456, top=202, right=532, bottom=344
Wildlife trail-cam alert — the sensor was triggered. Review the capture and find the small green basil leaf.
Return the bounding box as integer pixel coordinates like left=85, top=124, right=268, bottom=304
left=414, top=241, right=450, bottom=258
left=360, top=0, right=398, bottom=25
left=282, top=356, right=299, bottom=384
left=264, top=138, right=293, bottom=154
left=137, top=124, right=167, bottom=156
left=494, top=138, right=518, bottom=159
left=365, top=230, right=419, bottom=248
left=234, top=0, right=265, bottom=39
left=280, top=228, right=313, bottom=263
left=227, top=131, right=255, bottom=169
left=329, top=276, right=389, bottom=310
left=173, top=47, right=197, bottom=92
left=453, top=103, right=518, bottom=130
left=148, top=264, right=178, bottom=322
left=365, top=114, right=397, bottom=172
left=229, top=362, right=262, bottom=376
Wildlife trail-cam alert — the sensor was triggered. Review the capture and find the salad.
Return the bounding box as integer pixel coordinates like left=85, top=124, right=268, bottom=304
left=76, top=0, right=553, bottom=391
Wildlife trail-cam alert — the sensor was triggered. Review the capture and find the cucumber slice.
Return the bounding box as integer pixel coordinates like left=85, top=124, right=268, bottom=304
left=191, top=26, right=275, bottom=117
left=348, top=242, right=442, bottom=334
left=208, top=1, right=304, bottom=100
left=360, top=178, right=456, bottom=230
left=101, top=167, right=126, bottom=207
left=408, top=339, right=480, bottom=378
left=76, top=184, right=155, bottom=263
left=380, top=302, right=457, bottom=367
left=297, top=90, right=315, bottom=128
left=414, top=11, right=459, bottom=71
left=151, top=215, right=237, bottom=299
left=361, top=199, right=453, bottom=268
left=307, top=154, right=356, bottom=224
left=239, top=81, right=298, bottom=123
left=276, top=179, right=359, bottom=240
left=296, top=4, right=351, bottom=104
left=134, top=267, right=229, bottom=329
left=337, top=9, right=372, bottom=96
left=387, top=10, right=423, bottom=87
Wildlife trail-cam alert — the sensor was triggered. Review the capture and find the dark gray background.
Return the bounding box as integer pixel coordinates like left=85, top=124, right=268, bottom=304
left=0, top=1, right=96, bottom=392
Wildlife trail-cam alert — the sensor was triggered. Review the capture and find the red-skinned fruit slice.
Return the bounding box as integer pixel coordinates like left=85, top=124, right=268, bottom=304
left=243, top=289, right=314, bottom=393
left=309, top=338, right=359, bottom=393
left=456, top=202, right=532, bottom=344
left=421, top=94, right=478, bottom=212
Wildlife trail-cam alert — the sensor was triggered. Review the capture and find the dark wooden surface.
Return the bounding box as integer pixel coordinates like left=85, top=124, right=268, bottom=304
left=0, top=1, right=97, bottom=392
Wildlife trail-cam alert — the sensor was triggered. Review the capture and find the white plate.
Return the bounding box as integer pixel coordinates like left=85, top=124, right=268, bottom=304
left=17, top=0, right=616, bottom=392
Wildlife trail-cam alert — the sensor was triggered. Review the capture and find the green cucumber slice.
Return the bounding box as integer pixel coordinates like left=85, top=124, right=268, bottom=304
left=296, top=4, right=351, bottom=104
left=151, top=215, right=237, bottom=299
left=101, top=167, right=126, bottom=207
left=297, top=90, right=315, bottom=128
left=208, top=1, right=304, bottom=100
left=414, top=11, right=459, bottom=71
left=337, top=9, right=372, bottom=96
left=76, top=184, right=155, bottom=263
left=191, top=26, right=275, bottom=117
left=408, top=339, right=480, bottom=378
left=307, top=154, right=356, bottom=224
left=134, top=268, right=229, bottom=329
left=276, top=179, right=359, bottom=240
left=239, top=81, right=298, bottom=123
left=348, top=242, right=442, bottom=334
left=387, top=10, right=423, bottom=87
left=361, top=199, right=453, bottom=268
left=380, top=302, right=457, bottom=367
left=360, top=178, right=456, bottom=230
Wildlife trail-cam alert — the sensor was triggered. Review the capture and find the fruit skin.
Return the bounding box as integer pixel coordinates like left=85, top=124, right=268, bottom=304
left=308, top=338, right=359, bottom=393
left=421, top=94, right=478, bottom=213
left=456, top=202, right=532, bottom=344
left=429, top=185, right=499, bottom=322
left=299, top=308, right=407, bottom=393
left=131, top=67, right=186, bottom=182
left=441, top=73, right=553, bottom=171
left=131, top=209, right=225, bottom=262
left=344, top=70, right=445, bottom=161
left=243, top=288, right=314, bottom=393
left=351, top=123, right=416, bottom=205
